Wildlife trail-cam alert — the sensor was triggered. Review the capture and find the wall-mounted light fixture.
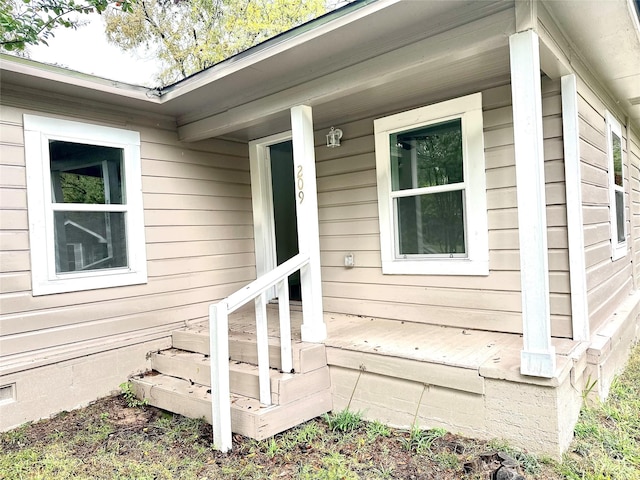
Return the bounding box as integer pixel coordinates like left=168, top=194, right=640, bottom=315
left=326, top=127, right=343, bottom=148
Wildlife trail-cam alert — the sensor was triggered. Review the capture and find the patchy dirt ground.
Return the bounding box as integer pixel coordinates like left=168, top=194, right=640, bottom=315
left=0, top=395, right=563, bottom=479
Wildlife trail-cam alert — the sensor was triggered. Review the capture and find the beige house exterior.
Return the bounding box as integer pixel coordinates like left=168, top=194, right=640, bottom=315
left=1, top=0, right=640, bottom=458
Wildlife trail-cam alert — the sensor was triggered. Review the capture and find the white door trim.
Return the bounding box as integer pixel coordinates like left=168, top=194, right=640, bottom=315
left=249, top=131, right=292, bottom=300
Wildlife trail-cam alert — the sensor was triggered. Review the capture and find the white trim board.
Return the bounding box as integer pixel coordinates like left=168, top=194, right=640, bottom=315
left=249, top=130, right=292, bottom=300
left=561, top=74, right=589, bottom=342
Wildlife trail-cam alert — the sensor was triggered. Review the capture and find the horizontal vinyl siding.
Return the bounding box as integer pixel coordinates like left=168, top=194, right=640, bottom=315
left=0, top=115, right=29, bottom=298
left=0, top=103, right=255, bottom=366
left=540, top=78, right=572, bottom=336
left=630, top=128, right=640, bottom=286
left=315, top=80, right=571, bottom=337
left=577, top=79, right=633, bottom=330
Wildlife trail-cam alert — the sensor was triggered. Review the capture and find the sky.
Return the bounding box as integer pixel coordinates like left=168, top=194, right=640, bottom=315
left=27, top=14, right=160, bottom=87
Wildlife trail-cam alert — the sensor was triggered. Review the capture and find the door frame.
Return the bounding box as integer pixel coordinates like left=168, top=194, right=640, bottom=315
left=248, top=131, right=293, bottom=300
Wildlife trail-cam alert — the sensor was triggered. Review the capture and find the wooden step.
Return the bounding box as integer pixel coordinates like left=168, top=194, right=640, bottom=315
left=150, top=349, right=331, bottom=404
left=171, top=329, right=326, bottom=374
left=131, top=373, right=332, bottom=441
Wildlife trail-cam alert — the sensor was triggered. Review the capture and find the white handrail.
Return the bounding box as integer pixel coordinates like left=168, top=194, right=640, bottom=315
left=225, top=253, right=310, bottom=313
left=209, top=252, right=310, bottom=452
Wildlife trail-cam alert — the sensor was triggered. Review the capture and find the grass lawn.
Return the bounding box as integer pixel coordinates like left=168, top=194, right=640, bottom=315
left=1, top=343, right=638, bottom=479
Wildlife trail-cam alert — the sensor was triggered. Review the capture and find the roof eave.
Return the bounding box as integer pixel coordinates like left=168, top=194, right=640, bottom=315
left=0, top=53, right=160, bottom=104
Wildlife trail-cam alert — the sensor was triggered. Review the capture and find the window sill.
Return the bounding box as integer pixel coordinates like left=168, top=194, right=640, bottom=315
left=32, top=270, right=147, bottom=296
left=381, top=259, right=489, bottom=276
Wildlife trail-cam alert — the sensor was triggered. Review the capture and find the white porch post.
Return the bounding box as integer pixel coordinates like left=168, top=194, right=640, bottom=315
left=290, top=105, right=327, bottom=342
left=509, top=29, right=556, bottom=377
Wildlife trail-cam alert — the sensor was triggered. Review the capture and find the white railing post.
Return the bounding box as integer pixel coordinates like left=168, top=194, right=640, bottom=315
left=208, top=252, right=312, bottom=451
left=254, top=293, right=272, bottom=406
left=277, top=279, right=293, bottom=373
left=209, top=302, right=232, bottom=452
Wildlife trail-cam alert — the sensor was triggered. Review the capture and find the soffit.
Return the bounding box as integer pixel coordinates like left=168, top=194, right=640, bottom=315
left=543, top=0, right=640, bottom=126
left=224, top=46, right=512, bottom=142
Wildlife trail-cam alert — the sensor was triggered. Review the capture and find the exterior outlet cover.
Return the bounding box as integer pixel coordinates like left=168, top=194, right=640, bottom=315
left=344, top=253, right=355, bottom=268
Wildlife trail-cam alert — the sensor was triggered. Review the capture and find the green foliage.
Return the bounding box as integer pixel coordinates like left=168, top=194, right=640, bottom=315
left=60, top=172, right=106, bottom=203
left=0, top=445, right=83, bottom=479
left=154, top=415, right=208, bottom=445
left=433, top=451, right=459, bottom=469
left=487, top=439, right=542, bottom=476
left=365, top=420, right=391, bottom=442
left=401, top=425, right=447, bottom=453
left=559, top=343, right=640, bottom=480
left=254, top=437, right=282, bottom=459
left=323, top=408, right=362, bottom=433
left=1, top=423, right=29, bottom=447
left=582, top=375, right=598, bottom=402
left=294, top=421, right=321, bottom=444
left=298, top=452, right=359, bottom=480
left=0, top=0, right=132, bottom=51
left=103, top=0, right=326, bottom=85
left=119, top=381, right=148, bottom=408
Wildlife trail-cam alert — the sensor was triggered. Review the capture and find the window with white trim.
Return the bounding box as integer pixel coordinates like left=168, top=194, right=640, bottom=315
left=606, top=112, right=626, bottom=260
left=24, top=115, right=147, bottom=295
left=374, top=93, right=488, bottom=275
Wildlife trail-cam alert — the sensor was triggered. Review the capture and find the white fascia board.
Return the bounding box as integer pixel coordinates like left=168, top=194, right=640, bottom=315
left=0, top=54, right=159, bottom=103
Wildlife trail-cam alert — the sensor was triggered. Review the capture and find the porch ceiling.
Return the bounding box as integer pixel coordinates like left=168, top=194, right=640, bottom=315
left=222, top=46, right=511, bottom=143
left=173, top=1, right=514, bottom=142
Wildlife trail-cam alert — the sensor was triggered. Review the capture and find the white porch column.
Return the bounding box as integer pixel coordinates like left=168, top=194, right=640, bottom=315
left=509, top=30, right=556, bottom=377
left=290, top=105, right=327, bottom=342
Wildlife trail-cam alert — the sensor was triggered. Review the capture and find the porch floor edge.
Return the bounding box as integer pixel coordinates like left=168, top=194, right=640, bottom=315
left=323, top=311, right=580, bottom=387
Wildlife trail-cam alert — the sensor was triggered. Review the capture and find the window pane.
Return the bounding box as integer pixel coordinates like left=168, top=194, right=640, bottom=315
left=612, top=132, right=622, bottom=187
left=616, top=190, right=624, bottom=243
left=49, top=141, right=124, bottom=204
left=390, top=119, right=463, bottom=191
left=53, top=211, right=127, bottom=273
left=396, top=190, right=465, bottom=255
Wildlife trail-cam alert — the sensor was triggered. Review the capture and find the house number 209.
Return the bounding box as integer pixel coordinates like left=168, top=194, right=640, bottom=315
left=297, top=165, right=304, bottom=203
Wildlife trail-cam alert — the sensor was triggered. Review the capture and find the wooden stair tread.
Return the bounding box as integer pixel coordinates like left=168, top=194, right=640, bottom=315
left=150, top=350, right=330, bottom=404
left=131, top=373, right=332, bottom=441
left=171, top=330, right=327, bottom=373
left=131, top=324, right=332, bottom=441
